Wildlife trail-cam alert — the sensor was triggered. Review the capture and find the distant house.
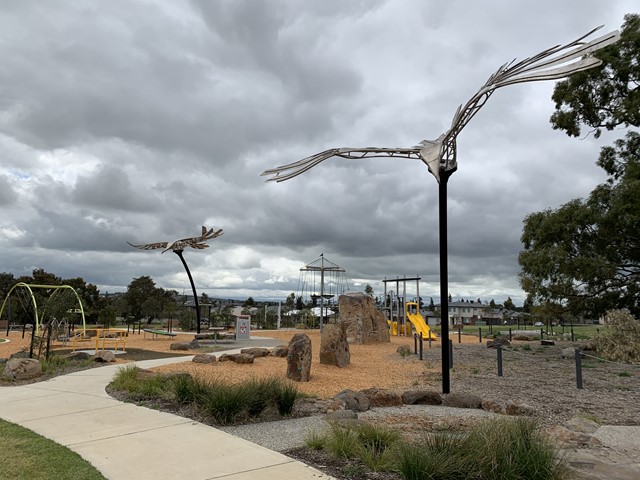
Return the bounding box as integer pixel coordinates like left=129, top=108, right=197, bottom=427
left=435, top=300, right=491, bottom=326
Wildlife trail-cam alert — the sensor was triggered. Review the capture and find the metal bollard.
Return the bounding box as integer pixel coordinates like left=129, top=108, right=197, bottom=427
left=458, top=327, right=462, bottom=344
left=540, top=328, right=544, bottom=340
left=575, top=348, right=583, bottom=389
left=509, top=328, right=512, bottom=341
left=449, top=339, right=453, bottom=369
left=414, top=333, right=418, bottom=355
left=497, top=344, right=503, bottom=377
left=419, top=335, right=423, bottom=360
left=479, top=327, right=482, bottom=343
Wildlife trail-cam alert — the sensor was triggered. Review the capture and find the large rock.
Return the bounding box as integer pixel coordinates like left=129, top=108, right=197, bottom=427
left=319, top=323, right=350, bottom=367
left=240, top=347, right=271, bottom=358
left=441, top=393, right=482, bottom=409
left=170, top=342, right=191, bottom=351
left=192, top=354, right=216, bottom=364
left=218, top=353, right=254, bottom=364
left=286, top=333, right=312, bottom=382
left=271, top=345, right=288, bottom=357
left=360, top=387, right=403, bottom=407
left=487, top=338, right=510, bottom=348
left=402, top=390, right=443, bottom=405
left=545, top=425, right=601, bottom=448
left=334, top=389, right=370, bottom=412
left=232, top=353, right=254, bottom=364
left=338, top=292, right=390, bottom=344
left=2, top=358, right=42, bottom=381
left=505, top=400, right=535, bottom=416
left=93, top=350, right=116, bottom=363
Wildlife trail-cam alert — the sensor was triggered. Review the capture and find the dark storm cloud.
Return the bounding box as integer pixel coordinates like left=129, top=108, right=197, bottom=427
left=0, top=0, right=632, bottom=304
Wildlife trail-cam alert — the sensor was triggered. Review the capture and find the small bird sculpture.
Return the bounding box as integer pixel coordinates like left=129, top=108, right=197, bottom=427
left=127, top=226, right=223, bottom=253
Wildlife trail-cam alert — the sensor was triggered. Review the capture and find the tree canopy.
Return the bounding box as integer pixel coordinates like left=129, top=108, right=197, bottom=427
left=519, top=14, right=640, bottom=317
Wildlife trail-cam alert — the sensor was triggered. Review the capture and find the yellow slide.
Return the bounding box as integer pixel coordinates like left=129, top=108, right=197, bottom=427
left=405, top=302, right=438, bottom=340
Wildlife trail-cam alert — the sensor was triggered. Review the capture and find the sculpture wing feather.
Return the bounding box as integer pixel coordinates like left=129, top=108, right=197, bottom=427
left=127, top=241, right=168, bottom=250
left=261, top=147, right=423, bottom=182
left=261, top=148, right=346, bottom=182
left=445, top=26, right=620, bottom=146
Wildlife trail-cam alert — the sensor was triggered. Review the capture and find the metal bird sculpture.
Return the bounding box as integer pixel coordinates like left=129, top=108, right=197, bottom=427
left=127, top=226, right=224, bottom=253
left=261, top=26, right=620, bottom=183
left=127, top=225, right=223, bottom=335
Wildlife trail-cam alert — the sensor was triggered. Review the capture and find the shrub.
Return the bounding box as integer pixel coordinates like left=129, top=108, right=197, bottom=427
left=592, top=310, right=640, bottom=363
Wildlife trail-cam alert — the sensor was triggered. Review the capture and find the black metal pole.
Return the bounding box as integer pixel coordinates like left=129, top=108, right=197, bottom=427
left=174, top=250, right=201, bottom=334
left=439, top=170, right=453, bottom=393
left=575, top=348, right=583, bottom=389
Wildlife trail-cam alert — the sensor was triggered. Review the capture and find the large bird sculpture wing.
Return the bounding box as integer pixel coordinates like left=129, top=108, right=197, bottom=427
left=261, top=26, right=619, bottom=184
left=437, top=25, right=620, bottom=175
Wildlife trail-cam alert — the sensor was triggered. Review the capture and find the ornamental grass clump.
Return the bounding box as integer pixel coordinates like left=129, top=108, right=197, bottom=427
left=310, top=417, right=567, bottom=480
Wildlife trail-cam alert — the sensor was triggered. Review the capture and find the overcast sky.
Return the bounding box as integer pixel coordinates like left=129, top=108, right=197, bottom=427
left=0, top=1, right=634, bottom=306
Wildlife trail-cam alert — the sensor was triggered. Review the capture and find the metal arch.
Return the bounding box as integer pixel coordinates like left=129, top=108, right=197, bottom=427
left=0, top=283, right=86, bottom=334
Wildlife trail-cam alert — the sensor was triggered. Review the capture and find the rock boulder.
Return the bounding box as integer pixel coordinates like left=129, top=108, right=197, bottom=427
left=287, top=333, right=312, bottom=382
left=338, top=292, right=390, bottom=344
left=319, top=323, right=350, bottom=367
left=2, top=358, right=43, bottom=380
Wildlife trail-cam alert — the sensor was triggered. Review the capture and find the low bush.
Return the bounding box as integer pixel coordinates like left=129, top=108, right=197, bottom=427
left=592, top=310, right=640, bottom=363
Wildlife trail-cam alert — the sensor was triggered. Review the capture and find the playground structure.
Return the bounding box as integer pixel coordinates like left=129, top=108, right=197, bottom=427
left=383, top=276, right=419, bottom=336
left=0, top=282, right=130, bottom=358
left=0, top=283, right=87, bottom=335
left=383, top=276, right=438, bottom=340
left=297, top=254, right=350, bottom=328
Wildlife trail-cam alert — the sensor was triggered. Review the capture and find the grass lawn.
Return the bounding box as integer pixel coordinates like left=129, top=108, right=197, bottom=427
left=0, top=418, right=106, bottom=480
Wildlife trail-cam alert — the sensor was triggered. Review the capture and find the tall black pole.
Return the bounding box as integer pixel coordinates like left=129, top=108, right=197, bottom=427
left=174, top=250, right=201, bottom=334
left=439, top=169, right=454, bottom=394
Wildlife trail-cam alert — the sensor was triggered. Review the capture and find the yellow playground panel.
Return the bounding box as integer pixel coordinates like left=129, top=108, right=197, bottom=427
left=388, top=320, right=411, bottom=336
left=405, top=302, right=438, bottom=340
left=72, top=328, right=127, bottom=352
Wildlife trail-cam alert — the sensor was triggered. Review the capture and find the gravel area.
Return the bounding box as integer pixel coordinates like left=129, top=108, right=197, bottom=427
left=220, top=404, right=501, bottom=452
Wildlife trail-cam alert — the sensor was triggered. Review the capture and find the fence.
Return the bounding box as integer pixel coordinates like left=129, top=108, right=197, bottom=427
left=412, top=333, right=640, bottom=390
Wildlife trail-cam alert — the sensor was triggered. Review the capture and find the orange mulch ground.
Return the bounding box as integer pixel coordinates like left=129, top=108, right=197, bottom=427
left=1, top=328, right=481, bottom=398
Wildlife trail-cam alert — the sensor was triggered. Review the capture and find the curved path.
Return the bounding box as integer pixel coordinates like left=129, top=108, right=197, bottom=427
left=0, top=342, right=334, bottom=480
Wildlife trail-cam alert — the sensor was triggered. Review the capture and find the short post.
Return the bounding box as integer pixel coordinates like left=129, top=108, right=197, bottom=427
left=414, top=333, right=418, bottom=355
left=509, top=328, right=512, bottom=341
left=449, top=339, right=453, bottom=369
left=138, top=321, right=142, bottom=335
left=570, top=325, right=575, bottom=342
left=479, top=327, right=482, bottom=343
left=22, top=323, right=27, bottom=338
left=575, top=348, right=583, bottom=389
left=419, top=335, right=423, bottom=360
left=457, top=327, right=462, bottom=344
left=497, top=344, right=503, bottom=377
left=540, top=328, right=544, bottom=340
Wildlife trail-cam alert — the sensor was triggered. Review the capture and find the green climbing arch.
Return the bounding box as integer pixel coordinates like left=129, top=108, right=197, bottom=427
left=0, top=283, right=86, bottom=334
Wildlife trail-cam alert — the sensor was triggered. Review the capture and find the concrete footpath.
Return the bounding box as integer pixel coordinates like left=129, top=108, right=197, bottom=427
left=0, top=344, right=334, bottom=480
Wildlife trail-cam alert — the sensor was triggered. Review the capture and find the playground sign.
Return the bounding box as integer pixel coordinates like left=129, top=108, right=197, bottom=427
left=236, top=315, right=251, bottom=340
